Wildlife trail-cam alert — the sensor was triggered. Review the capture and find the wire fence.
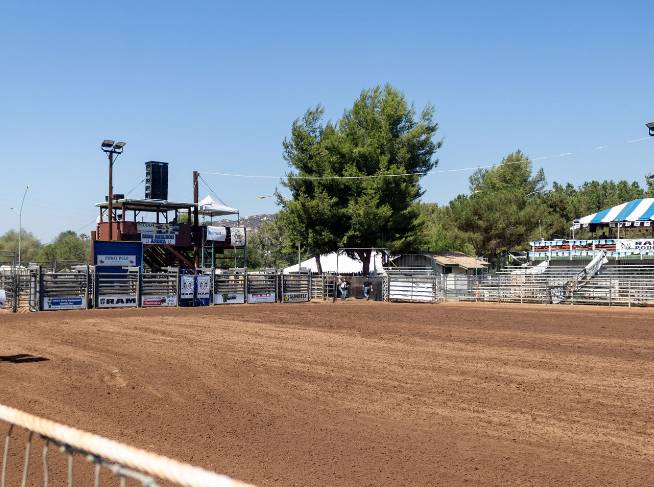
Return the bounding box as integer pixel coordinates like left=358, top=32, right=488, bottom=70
left=464, top=264, right=654, bottom=306
left=0, top=404, right=254, bottom=487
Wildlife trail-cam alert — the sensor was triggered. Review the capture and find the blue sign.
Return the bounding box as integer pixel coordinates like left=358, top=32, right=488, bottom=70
left=93, top=241, right=143, bottom=272
left=43, top=296, right=86, bottom=310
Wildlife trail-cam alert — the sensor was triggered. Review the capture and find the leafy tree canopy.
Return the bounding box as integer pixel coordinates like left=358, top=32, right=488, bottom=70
left=279, top=84, right=441, bottom=274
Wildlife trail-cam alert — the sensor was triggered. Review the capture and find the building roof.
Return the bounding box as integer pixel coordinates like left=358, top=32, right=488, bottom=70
left=431, top=252, right=489, bottom=270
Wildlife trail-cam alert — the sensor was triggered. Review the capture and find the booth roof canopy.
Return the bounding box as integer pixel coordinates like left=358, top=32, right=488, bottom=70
left=96, top=198, right=195, bottom=211
left=198, top=195, right=239, bottom=216
left=576, top=198, right=654, bottom=225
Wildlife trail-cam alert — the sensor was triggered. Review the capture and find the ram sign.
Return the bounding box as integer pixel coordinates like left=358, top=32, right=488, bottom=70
left=43, top=296, right=86, bottom=311
left=98, top=295, right=138, bottom=308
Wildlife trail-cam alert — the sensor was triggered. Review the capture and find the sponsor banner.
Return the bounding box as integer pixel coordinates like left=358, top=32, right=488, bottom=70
left=98, top=294, right=138, bottom=308
left=180, top=275, right=195, bottom=300
left=137, top=223, right=179, bottom=245
left=142, top=295, right=178, bottom=307
left=0, top=289, right=6, bottom=308
left=195, top=275, right=211, bottom=306
left=93, top=241, right=143, bottom=271
left=140, top=233, right=176, bottom=245
left=97, top=254, right=137, bottom=266
left=230, top=227, right=246, bottom=247
left=616, top=239, right=654, bottom=251
left=43, top=296, right=86, bottom=310
left=283, top=292, right=309, bottom=303
left=550, top=287, right=565, bottom=304
left=206, top=226, right=227, bottom=242
left=214, top=292, right=245, bottom=304
left=247, top=292, right=276, bottom=304
left=196, top=275, right=211, bottom=299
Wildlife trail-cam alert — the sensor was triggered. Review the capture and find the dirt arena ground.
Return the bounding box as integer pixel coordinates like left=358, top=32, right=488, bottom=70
left=1, top=302, right=653, bottom=486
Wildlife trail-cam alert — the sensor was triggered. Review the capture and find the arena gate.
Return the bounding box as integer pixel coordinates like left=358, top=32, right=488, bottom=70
left=310, top=274, right=336, bottom=300
left=246, top=271, right=278, bottom=303
left=95, top=269, right=139, bottom=308
left=213, top=270, right=246, bottom=304
left=385, top=269, right=443, bottom=303
left=141, top=268, right=179, bottom=307
left=0, top=267, right=37, bottom=312
left=281, top=272, right=311, bottom=303
left=40, top=267, right=90, bottom=311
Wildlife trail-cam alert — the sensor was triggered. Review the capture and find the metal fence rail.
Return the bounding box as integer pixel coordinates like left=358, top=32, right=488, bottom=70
left=141, top=270, right=179, bottom=307
left=386, top=268, right=442, bottom=303
left=245, top=272, right=277, bottom=304
left=41, top=269, right=90, bottom=311
left=281, top=273, right=311, bottom=303
left=464, top=264, right=654, bottom=306
left=0, top=403, right=253, bottom=487
left=214, top=271, right=246, bottom=304
left=95, top=271, right=139, bottom=308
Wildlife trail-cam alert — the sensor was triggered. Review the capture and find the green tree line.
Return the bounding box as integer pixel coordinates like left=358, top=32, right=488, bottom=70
left=0, top=230, right=90, bottom=268
left=249, top=85, right=654, bottom=270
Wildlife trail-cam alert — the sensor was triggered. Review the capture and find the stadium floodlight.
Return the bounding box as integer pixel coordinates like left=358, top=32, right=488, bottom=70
left=647, top=122, right=654, bottom=136
left=100, top=138, right=127, bottom=240
left=101, top=139, right=115, bottom=150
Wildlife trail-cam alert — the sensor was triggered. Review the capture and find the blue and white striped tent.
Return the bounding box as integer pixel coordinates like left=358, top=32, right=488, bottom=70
left=576, top=198, right=654, bottom=227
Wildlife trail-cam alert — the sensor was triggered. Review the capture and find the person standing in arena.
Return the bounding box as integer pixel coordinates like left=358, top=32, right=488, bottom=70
left=338, top=277, right=349, bottom=301
left=363, top=277, right=373, bottom=300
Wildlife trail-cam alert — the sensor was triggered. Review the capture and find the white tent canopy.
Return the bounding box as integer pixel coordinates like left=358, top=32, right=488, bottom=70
left=283, top=251, right=386, bottom=275
left=198, top=195, right=239, bottom=216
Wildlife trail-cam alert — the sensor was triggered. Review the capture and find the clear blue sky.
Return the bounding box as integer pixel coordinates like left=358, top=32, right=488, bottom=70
left=1, top=1, right=652, bottom=242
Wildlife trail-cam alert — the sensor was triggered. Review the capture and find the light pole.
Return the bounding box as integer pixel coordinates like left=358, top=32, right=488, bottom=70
left=10, top=185, right=30, bottom=267
left=101, top=140, right=126, bottom=241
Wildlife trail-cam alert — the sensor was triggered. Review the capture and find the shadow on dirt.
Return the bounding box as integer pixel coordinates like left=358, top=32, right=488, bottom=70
left=0, top=354, right=49, bottom=364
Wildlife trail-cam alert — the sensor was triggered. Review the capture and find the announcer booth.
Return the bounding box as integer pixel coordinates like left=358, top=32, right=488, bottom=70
left=530, top=198, right=654, bottom=261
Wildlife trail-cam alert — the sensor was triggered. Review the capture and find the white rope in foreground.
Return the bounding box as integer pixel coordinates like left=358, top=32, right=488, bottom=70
left=0, top=404, right=255, bottom=487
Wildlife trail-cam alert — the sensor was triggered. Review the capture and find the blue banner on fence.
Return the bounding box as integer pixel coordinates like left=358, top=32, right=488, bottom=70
left=195, top=275, right=211, bottom=306
left=93, top=241, right=143, bottom=272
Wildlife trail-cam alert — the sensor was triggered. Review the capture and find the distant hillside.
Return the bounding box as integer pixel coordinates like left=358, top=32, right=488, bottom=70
left=208, top=213, right=275, bottom=233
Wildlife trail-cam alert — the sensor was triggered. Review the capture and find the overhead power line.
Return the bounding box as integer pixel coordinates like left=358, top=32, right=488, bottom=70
left=199, top=133, right=652, bottom=180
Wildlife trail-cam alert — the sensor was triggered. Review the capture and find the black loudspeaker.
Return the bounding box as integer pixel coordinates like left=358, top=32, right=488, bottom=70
left=145, top=161, right=169, bottom=200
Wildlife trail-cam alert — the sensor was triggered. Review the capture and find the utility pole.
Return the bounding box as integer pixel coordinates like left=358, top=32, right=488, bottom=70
left=101, top=140, right=126, bottom=241
left=193, top=171, right=200, bottom=269
left=298, top=242, right=301, bottom=270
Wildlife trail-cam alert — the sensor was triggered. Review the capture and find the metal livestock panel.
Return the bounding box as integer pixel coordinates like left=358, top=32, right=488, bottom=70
left=141, top=270, right=179, bottom=307
left=41, top=269, right=90, bottom=310
left=95, top=270, right=139, bottom=308
left=246, top=272, right=277, bottom=303
left=282, top=272, right=311, bottom=303
left=387, top=270, right=440, bottom=303
left=214, top=271, right=246, bottom=304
